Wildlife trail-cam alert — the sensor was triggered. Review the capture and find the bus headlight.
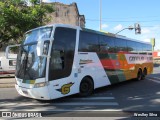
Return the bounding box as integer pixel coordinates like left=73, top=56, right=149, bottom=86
left=34, top=82, right=48, bottom=88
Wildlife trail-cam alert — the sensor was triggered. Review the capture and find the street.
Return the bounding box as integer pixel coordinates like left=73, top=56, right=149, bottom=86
left=0, top=66, right=160, bottom=118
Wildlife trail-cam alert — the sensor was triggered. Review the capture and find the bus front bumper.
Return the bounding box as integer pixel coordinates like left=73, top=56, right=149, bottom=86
left=15, top=84, right=51, bottom=100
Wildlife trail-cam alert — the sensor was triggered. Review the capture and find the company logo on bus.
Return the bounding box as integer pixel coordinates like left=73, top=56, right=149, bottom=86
left=125, top=54, right=152, bottom=64
left=79, top=59, right=93, bottom=65
left=56, top=82, right=74, bottom=95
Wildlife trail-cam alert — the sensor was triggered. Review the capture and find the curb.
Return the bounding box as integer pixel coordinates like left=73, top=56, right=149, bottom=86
left=0, top=84, right=15, bottom=88
left=0, top=77, right=15, bottom=88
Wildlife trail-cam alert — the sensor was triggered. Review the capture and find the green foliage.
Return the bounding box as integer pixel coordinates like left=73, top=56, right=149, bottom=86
left=0, top=0, right=54, bottom=44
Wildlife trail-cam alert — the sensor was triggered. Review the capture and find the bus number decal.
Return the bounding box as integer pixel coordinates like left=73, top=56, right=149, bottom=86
left=56, top=82, right=74, bottom=95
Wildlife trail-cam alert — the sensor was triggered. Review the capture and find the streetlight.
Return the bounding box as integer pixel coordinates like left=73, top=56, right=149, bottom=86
left=115, top=26, right=134, bottom=35
left=115, top=23, right=141, bottom=35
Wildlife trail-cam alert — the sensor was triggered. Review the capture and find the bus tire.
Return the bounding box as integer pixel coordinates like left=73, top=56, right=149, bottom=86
left=137, top=69, right=142, bottom=81
left=142, top=68, right=147, bottom=80
left=79, top=77, right=94, bottom=97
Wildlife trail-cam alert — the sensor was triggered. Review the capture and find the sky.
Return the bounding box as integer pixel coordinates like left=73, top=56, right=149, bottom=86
left=42, top=0, right=160, bottom=50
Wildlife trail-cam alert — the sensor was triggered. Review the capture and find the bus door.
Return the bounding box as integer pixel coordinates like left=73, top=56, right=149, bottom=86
left=48, top=27, right=77, bottom=99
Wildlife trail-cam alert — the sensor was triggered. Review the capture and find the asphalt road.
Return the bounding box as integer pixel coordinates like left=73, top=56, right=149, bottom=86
left=0, top=66, right=160, bottom=119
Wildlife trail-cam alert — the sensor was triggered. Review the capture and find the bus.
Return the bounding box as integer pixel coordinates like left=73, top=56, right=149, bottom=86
left=0, top=55, right=16, bottom=77
left=6, top=24, right=153, bottom=100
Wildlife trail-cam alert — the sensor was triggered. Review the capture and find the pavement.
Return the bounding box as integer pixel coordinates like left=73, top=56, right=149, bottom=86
left=0, top=76, right=15, bottom=88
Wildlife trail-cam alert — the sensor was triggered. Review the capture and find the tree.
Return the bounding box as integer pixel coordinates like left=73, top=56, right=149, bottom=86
left=0, top=0, right=54, bottom=45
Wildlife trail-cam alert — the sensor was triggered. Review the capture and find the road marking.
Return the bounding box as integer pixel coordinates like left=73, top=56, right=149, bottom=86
left=0, top=102, right=118, bottom=106
left=54, top=102, right=118, bottom=106
left=1, top=108, right=122, bottom=112
left=72, top=97, right=115, bottom=100
left=153, top=77, right=160, bottom=80
left=0, top=95, right=119, bottom=112
left=148, top=78, right=160, bottom=83
left=0, top=96, right=119, bottom=107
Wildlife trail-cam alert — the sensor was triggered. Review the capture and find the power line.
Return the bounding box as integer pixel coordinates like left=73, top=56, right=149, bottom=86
left=101, top=16, right=160, bottom=20
left=86, top=18, right=160, bottom=23
left=141, top=26, right=160, bottom=28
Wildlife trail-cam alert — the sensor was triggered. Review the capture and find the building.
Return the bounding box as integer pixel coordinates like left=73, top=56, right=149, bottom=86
left=47, top=2, right=85, bottom=28
left=20, top=1, right=85, bottom=27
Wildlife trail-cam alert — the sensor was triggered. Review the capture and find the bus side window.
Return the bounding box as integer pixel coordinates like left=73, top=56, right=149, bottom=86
left=102, top=36, right=115, bottom=53
left=78, top=31, right=99, bottom=52
left=115, top=38, right=127, bottom=53
left=9, top=60, right=16, bottom=66
left=49, top=27, right=76, bottom=81
left=50, top=50, right=65, bottom=70
left=127, top=41, right=137, bottom=54
left=136, top=42, right=143, bottom=54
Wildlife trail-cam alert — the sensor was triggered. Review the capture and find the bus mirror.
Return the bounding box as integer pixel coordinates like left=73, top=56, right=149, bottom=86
left=5, top=44, right=20, bottom=59
left=37, top=39, right=51, bottom=57
left=37, top=40, right=44, bottom=57
left=43, top=41, right=49, bottom=55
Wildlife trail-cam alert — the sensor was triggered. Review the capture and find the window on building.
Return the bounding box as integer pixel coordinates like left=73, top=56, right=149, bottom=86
left=55, top=11, right=59, bottom=17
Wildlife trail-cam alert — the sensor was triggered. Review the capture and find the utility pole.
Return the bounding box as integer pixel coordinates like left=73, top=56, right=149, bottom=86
left=150, top=38, right=155, bottom=51
left=99, top=0, right=102, bottom=31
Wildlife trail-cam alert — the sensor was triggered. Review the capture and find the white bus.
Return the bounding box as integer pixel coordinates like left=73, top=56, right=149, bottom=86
left=6, top=24, right=153, bottom=100
left=0, top=55, right=16, bottom=77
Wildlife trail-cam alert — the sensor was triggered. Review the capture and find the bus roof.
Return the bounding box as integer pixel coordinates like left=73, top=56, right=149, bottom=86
left=25, top=24, right=79, bottom=34
left=25, top=24, right=151, bottom=45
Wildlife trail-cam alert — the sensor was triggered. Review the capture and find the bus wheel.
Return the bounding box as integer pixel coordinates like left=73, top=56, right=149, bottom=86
left=137, top=69, right=142, bottom=80
left=79, top=77, right=94, bottom=97
left=142, top=68, right=147, bottom=80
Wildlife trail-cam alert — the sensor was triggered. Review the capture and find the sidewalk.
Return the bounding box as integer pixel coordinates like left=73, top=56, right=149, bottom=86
left=0, top=76, right=15, bottom=88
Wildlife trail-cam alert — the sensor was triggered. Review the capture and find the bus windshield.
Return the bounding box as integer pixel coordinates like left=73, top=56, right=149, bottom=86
left=15, top=27, right=52, bottom=80
left=23, top=27, right=52, bottom=44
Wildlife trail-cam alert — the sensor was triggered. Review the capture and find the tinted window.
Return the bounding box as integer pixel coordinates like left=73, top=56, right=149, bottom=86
left=9, top=60, right=16, bottom=66
left=115, top=38, right=127, bottom=52
left=127, top=41, right=137, bottom=54
left=146, top=44, right=152, bottom=51
left=136, top=42, right=143, bottom=54
left=147, top=44, right=152, bottom=55
left=141, top=44, right=147, bottom=54
left=79, top=31, right=99, bottom=52
left=99, top=35, right=115, bottom=53
left=49, top=27, right=76, bottom=80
